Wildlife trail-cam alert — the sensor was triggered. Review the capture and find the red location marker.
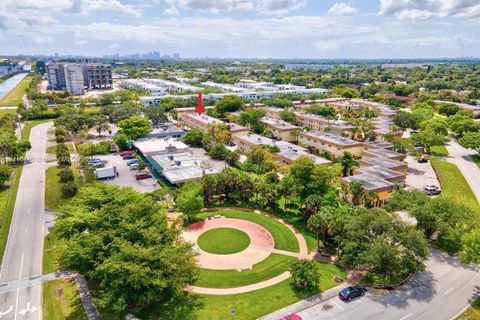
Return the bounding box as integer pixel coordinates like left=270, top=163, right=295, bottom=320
left=195, top=92, right=204, bottom=116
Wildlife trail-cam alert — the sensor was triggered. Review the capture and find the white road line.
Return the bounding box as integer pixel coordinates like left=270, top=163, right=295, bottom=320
left=399, top=313, right=413, bottom=320
left=444, top=287, right=455, bottom=295
left=18, top=253, right=24, bottom=280
left=24, top=227, right=27, bottom=234
left=27, top=209, right=30, bottom=215
left=14, top=289, right=19, bottom=320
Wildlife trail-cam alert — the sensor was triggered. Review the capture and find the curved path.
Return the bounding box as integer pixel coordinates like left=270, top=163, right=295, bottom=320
left=187, top=208, right=309, bottom=295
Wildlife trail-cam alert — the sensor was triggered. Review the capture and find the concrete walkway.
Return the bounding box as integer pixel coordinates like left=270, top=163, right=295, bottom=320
left=188, top=208, right=310, bottom=295
left=443, top=139, right=480, bottom=204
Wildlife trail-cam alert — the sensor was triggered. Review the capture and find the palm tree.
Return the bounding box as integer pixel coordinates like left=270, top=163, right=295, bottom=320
left=349, top=182, right=364, bottom=206
left=94, top=115, right=110, bottom=137
left=308, top=207, right=334, bottom=250
left=339, top=151, right=355, bottom=177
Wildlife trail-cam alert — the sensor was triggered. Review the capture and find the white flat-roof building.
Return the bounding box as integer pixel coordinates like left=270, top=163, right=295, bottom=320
left=133, top=138, right=189, bottom=157
left=260, top=117, right=301, bottom=142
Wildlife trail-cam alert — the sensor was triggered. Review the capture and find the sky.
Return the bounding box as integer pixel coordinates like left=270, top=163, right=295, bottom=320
left=0, top=0, right=479, bottom=59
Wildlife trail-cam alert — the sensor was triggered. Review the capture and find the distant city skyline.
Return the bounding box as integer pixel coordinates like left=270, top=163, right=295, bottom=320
left=0, top=0, right=479, bottom=59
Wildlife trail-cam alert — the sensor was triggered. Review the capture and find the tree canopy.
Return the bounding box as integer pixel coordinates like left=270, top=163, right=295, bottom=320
left=118, top=116, right=153, bottom=140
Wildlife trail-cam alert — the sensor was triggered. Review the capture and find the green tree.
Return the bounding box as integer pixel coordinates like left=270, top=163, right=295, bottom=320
left=93, top=115, right=111, bottom=137
left=61, top=181, right=78, bottom=198
left=238, top=109, right=266, bottom=133
left=0, top=165, right=13, bottom=187
left=57, top=184, right=197, bottom=312
left=215, top=95, right=245, bottom=117
left=438, top=103, right=459, bottom=116
left=58, top=168, right=75, bottom=183
left=308, top=207, right=334, bottom=250
left=339, top=151, right=355, bottom=177
left=289, top=260, right=320, bottom=290
left=304, top=104, right=338, bottom=119
left=182, top=128, right=205, bottom=147
left=459, top=132, right=480, bottom=153
left=118, top=116, right=152, bottom=140
left=393, top=111, right=421, bottom=131
left=460, top=229, right=480, bottom=264
left=413, top=129, right=447, bottom=154
left=176, top=181, right=204, bottom=221
left=280, top=108, right=296, bottom=123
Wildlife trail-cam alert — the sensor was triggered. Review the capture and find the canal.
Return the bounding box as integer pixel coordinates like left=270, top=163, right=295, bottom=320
left=0, top=73, right=29, bottom=101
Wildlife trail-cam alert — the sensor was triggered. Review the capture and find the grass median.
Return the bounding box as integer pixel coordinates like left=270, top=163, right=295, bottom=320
left=43, top=279, right=88, bottom=320
left=431, top=157, right=480, bottom=212
left=0, top=75, right=32, bottom=106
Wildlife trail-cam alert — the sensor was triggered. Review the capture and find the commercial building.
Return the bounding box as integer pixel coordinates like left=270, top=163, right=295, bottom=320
left=138, top=123, right=186, bottom=140
left=132, top=139, right=189, bottom=157
left=299, top=131, right=363, bottom=158
left=260, top=117, right=301, bottom=142
left=124, top=79, right=165, bottom=95
left=148, top=152, right=217, bottom=186
left=232, top=133, right=331, bottom=166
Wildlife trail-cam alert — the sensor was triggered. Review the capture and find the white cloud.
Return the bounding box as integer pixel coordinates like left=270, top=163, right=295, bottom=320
left=327, top=2, right=357, bottom=16
left=164, top=5, right=180, bottom=16
left=378, top=0, right=480, bottom=20
left=257, top=0, right=306, bottom=15
left=176, top=0, right=254, bottom=14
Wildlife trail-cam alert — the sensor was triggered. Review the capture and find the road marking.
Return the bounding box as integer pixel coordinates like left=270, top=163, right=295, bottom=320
left=444, top=287, right=454, bottom=295
left=18, top=302, right=37, bottom=315
left=24, top=227, right=27, bottom=234
left=0, top=306, right=13, bottom=318
left=18, top=253, right=24, bottom=280
left=14, top=289, right=19, bottom=320
left=399, top=313, right=413, bottom=320
left=27, top=209, right=30, bottom=215
left=14, top=253, right=24, bottom=320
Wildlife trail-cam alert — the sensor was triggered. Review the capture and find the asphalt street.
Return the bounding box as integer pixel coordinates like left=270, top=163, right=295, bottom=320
left=295, top=249, right=480, bottom=320
left=0, top=122, right=52, bottom=320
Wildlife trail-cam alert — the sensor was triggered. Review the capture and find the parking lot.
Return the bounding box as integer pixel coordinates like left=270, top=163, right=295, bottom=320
left=95, top=153, right=159, bottom=193
left=405, top=155, right=440, bottom=191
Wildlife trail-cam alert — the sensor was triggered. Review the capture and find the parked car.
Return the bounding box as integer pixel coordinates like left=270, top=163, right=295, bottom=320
left=122, top=154, right=135, bottom=160
left=424, top=185, right=441, bottom=195
left=339, top=286, right=366, bottom=301
left=87, top=159, right=104, bottom=168
left=129, top=163, right=139, bottom=170
left=280, top=314, right=302, bottom=320
left=119, top=151, right=133, bottom=157
left=127, top=159, right=140, bottom=166
left=135, top=172, right=152, bottom=180
left=418, top=157, right=428, bottom=163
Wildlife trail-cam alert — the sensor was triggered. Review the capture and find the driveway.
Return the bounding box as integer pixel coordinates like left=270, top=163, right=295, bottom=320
left=405, top=156, right=440, bottom=191
left=443, top=139, right=480, bottom=204
left=270, top=249, right=480, bottom=320
left=96, top=154, right=159, bottom=193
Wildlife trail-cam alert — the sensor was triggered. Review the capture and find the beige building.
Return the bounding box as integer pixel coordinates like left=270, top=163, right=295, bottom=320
left=362, top=148, right=406, bottom=161
left=299, top=131, right=363, bottom=158
left=358, top=156, right=408, bottom=174
left=295, top=113, right=354, bottom=136
left=232, top=133, right=331, bottom=166
left=341, top=174, right=397, bottom=207
left=178, top=113, right=223, bottom=131
left=260, top=117, right=300, bottom=142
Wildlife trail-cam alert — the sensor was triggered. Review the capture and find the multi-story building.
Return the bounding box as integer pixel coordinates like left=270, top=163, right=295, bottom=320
left=178, top=113, right=248, bottom=137
left=341, top=174, right=397, bottom=207
left=260, top=117, right=301, bottom=142
left=299, top=131, right=363, bottom=158
left=295, top=113, right=354, bottom=137
left=64, top=64, right=84, bottom=96
left=46, top=62, right=112, bottom=95
left=232, top=133, right=331, bottom=166
left=357, top=156, right=408, bottom=174
left=83, top=63, right=113, bottom=89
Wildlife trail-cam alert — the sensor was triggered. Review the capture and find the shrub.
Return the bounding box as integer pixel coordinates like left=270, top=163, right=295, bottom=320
left=58, top=168, right=75, bottom=183
left=61, top=181, right=78, bottom=198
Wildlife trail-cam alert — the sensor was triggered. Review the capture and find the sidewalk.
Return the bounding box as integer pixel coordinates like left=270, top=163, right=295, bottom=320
left=258, top=283, right=347, bottom=320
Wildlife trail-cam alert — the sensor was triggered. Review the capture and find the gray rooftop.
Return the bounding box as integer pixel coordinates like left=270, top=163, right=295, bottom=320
left=364, top=141, right=394, bottom=149
left=341, top=174, right=395, bottom=191
left=260, top=117, right=301, bottom=131
left=355, top=165, right=406, bottom=181
left=360, top=156, right=407, bottom=169
left=363, top=148, right=405, bottom=160
left=301, top=131, right=362, bottom=147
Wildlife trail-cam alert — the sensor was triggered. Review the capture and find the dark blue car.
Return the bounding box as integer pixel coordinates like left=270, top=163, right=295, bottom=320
left=339, top=286, right=366, bottom=301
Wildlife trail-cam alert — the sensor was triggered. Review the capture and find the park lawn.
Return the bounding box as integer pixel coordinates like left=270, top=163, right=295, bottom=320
left=431, top=145, right=449, bottom=157
left=0, top=75, right=32, bottom=106
left=125, top=262, right=346, bottom=320
left=431, top=157, right=480, bottom=212
left=197, top=209, right=300, bottom=253
left=195, top=254, right=296, bottom=288
left=46, top=142, right=74, bottom=155
left=43, top=279, right=88, bottom=320
left=198, top=228, right=250, bottom=254
left=472, top=154, right=480, bottom=169
left=457, top=298, right=480, bottom=320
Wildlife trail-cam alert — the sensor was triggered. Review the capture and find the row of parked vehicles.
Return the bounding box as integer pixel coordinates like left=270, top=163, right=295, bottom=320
left=119, top=151, right=152, bottom=180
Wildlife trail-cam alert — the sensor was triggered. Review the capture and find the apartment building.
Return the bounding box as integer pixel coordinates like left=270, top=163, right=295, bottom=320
left=362, top=148, right=406, bottom=161
left=353, top=166, right=406, bottom=185
left=179, top=112, right=248, bottom=137
left=260, top=117, right=300, bottom=142
left=299, top=131, right=363, bottom=158
left=358, top=156, right=408, bottom=174
left=295, top=113, right=354, bottom=136
left=83, top=63, right=113, bottom=89
left=341, top=174, right=397, bottom=207
left=64, top=64, right=84, bottom=96
left=232, top=133, right=331, bottom=166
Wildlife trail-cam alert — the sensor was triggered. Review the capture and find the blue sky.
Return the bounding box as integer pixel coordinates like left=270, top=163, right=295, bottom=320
left=0, top=0, right=479, bottom=58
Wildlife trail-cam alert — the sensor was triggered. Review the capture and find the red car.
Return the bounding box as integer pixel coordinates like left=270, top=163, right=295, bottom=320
left=119, top=151, right=133, bottom=157
left=135, top=172, right=152, bottom=180
left=280, top=314, right=302, bottom=320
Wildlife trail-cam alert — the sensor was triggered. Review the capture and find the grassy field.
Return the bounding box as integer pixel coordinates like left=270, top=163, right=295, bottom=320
left=457, top=298, right=480, bottom=320
left=0, top=75, right=32, bottom=106
left=472, top=154, right=480, bottom=169
left=130, top=262, right=346, bottom=320
left=43, top=279, right=88, bottom=320
left=431, top=157, right=480, bottom=212
left=43, top=226, right=68, bottom=274
left=195, top=254, right=296, bottom=288
left=197, top=228, right=250, bottom=254
left=46, top=142, right=75, bottom=155
left=197, top=209, right=300, bottom=253
left=431, top=145, right=449, bottom=157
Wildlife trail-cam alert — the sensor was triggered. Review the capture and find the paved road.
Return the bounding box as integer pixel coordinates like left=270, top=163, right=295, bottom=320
left=0, top=122, right=52, bottom=320
left=443, top=139, right=480, bottom=204
left=291, top=250, right=480, bottom=320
